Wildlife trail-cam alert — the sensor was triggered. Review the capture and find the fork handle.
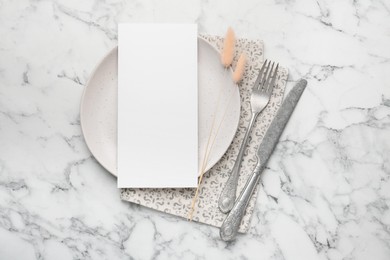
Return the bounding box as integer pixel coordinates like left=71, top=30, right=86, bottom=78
left=218, top=112, right=258, bottom=213
left=220, top=159, right=264, bottom=241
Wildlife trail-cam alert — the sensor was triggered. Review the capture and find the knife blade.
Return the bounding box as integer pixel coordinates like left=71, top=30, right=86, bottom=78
left=220, top=79, right=307, bottom=241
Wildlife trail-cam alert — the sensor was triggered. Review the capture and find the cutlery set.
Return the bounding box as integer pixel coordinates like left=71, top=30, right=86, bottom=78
left=218, top=60, right=279, bottom=214
left=217, top=60, right=307, bottom=241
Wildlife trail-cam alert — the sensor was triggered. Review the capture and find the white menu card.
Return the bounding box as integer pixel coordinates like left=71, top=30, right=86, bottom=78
left=117, top=24, right=198, bottom=188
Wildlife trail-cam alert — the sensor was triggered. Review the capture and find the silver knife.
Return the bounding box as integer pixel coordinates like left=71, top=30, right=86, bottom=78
left=220, top=79, right=307, bottom=241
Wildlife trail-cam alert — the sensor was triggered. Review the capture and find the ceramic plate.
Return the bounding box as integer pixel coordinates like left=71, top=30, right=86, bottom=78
left=80, top=38, right=240, bottom=176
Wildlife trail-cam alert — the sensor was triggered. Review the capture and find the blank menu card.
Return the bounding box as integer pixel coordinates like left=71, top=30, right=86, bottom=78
left=117, top=24, right=198, bottom=188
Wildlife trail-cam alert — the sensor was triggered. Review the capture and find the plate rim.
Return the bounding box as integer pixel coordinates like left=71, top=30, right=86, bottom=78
left=80, top=46, right=118, bottom=175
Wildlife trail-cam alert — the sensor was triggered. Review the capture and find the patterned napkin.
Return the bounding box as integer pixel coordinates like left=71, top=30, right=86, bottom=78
left=120, top=35, right=288, bottom=233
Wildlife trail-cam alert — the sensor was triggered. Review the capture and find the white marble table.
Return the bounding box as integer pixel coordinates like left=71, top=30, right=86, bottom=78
left=0, top=0, right=389, bottom=259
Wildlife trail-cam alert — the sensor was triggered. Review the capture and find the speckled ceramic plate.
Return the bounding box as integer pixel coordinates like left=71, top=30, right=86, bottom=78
left=80, top=38, right=240, bottom=176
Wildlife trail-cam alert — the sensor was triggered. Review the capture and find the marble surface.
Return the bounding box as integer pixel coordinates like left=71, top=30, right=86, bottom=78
left=0, top=0, right=389, bottom=259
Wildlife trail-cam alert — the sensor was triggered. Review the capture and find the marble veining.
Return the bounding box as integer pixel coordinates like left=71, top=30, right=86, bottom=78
left=0, top=0, right=389, bottom=259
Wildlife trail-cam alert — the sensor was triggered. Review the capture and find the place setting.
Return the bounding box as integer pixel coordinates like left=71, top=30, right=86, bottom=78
left=80, top=24, right=307, bottom=241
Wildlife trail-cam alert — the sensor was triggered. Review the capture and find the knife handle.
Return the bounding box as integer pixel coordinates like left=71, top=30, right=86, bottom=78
left=220, top=159, right=265, bottom=241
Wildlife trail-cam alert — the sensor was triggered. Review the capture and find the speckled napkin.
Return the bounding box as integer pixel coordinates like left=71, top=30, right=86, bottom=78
left=120, top=35, right=288, bottom=233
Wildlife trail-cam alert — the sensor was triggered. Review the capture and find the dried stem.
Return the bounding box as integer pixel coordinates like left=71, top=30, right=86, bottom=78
left=188, top=27, right=239, bottom=220
left=205, top=88, right=236, bottom=166
left=188, top=81, right=238, bottom=220
left=187, top=69, right=227, bottom=220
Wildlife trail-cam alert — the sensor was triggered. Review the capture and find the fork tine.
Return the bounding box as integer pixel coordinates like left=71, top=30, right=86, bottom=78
left=262, top=62, right=275, bottom=92
left=263, top=62, right=275, bottom=90
left=253, top=60, right=268, bottom=91
left=267, top=63, right=279, bottom=94
left=260, top=61, right=272, bottom=90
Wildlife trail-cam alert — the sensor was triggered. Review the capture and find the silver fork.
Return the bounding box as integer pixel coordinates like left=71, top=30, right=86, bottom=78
left=218, top=60, right=279, bottom=213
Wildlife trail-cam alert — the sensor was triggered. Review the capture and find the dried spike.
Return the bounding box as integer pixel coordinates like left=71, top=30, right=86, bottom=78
left=220, top=27, right=236, bottom=67
left=232, top=53, right=247, bottom=84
